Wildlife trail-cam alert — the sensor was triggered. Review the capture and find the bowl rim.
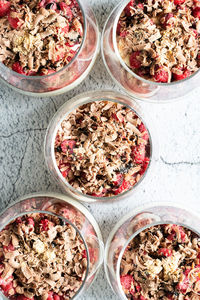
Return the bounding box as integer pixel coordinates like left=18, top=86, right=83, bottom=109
left=0, top=0, right=87, bottom=80
left=112, top=0, right=200, bottom=87
left=45, top=89, right=155, bottom=203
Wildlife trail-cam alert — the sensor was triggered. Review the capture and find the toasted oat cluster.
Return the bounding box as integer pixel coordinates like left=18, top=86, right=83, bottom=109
left=0, top=213, right=87, bottom=300
left=120, top=224, right=200, bottom=299
left=54, top=101, right=150, bottom=197
left=117, top=0, right=200, bottom=83
left=0, top=0, right=83, bottom=75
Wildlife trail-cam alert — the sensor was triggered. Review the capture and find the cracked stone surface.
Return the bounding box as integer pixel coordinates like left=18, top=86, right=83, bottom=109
left=0, top=0, right=200, bottom=299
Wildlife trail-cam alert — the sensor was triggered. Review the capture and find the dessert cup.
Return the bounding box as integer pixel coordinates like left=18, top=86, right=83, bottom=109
left=44, top=90, right=158, bottom=203
left=101, top=0, right=200, bottom=102
left=104, top=203, right=200, bottom=299
left=0, top=0, right=100, bottom=97
left=0, top=192, right=104, bottom=299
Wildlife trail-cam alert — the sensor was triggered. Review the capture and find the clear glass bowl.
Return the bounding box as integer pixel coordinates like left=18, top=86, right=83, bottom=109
left=44, top=90, right=158, bottom=203
left=0, top=192, right=104, bottom=299
left=0, top=0, right=100, bottom=97
left=104, top=203, right=200, bottom=299
left=101, top=0, right=200, bottom=103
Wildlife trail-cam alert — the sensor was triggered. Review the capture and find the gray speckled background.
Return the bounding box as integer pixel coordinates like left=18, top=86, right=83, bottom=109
left=0, top=0, right=200, bottom=299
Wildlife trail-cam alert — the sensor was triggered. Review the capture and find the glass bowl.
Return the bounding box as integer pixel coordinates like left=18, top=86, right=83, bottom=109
left=101, top=0, right=200, bottom=103
left=0, top=0, right=100, bottom=97
left=0, top=192, right=104, bottom=299
left=44, top=90, right=158, bottom=203
left=104, top=203, right=200, bottom=299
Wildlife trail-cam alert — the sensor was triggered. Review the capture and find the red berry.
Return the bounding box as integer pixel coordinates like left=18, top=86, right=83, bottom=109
left=0, top=0, right=10, bottom=17
left=163, top=13, right=174, bottom=28
left=140, top=297, right=147, bottom=300
left=132, top=144, right=146, bottom=164
left=177, top=274, right=189, bottom=294
left=113, top=173, right=123, bottom=187
left=158, top=248, right=173, bottom=257
left=46, top=292, right=54, bottom=300
left=15, top=217, right=22, bottom=224
left=61, top=139, right=76, bottom=154
left=120, top=274, right=134, bottom=290
left=137, top=3, right=144, bottom=9
left=130, top=51, right=141, bottom=69
left=17, top=296, right=34, bottom=300
left=113, top=180, right=131, bottom=195
left=153, top=66, right=168, bottom=83
left=40, top=218, right=49, bottom=231
left=174, top=0, right=185, bottom=5
left=167, top=295, right=173, bottom=300
left=12, top=62, right=26, bottom=75
left=193, top=7, right=200, bottom=19
left=138, top=123, right=149, bottom=141
left=59, top=2, right=73, bottom=21
left=139, top=157, right=150, bottom=176
left=172, top=68, right=191, bottom=81
left=53, top=294, right=60, bottom=300
left=8, top=12, right=22, bottom=29
left=3, top=243, right=15, bottom=252
left=125, top=0, right=134, bottom=16
left=117, top=22, right=121, bottom=35
left=167, top=232, right=175, bottom=241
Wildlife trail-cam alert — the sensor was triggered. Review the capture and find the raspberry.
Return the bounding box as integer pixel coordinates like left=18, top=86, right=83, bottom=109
left=53, top=294, right=60, bottom=300
left=15, top=217, right=22, bottom=224
left=158, top=248, right=173, bottom=257
left=132, top=144, right=146, bottom=164
left=130, top=51, right=141, bottom=69
left=120, top=274, right=134, bottom=290
left=137, top=3, right=144, bottom=9
left=61, top=140, right=76, bottom=154
left=193, top=7, right=200, bottom=19
left=40, top=218, right=49, bottom=231
left=167, top=232, right=175, bottom=241
left=8, top=12, right=22, bottom=29
left=138, top=123, right=149, bottom=141
left=174, top=0, right=185, bottom=4
left=139, top=157, right=150, bottom=176
left=172, top=68, right=191, bottom=81
left=113, top=180, right=131, bottom=195
left=46, top=292, right=54, bottom=300
left=61, top=166, right=71, bottom=178
left=163, top=13, right=174, bottom=28
left=113, top=173, right=123, bottom=187
left=140, top=297, right=147, bottom=300
left=125, top=0, right=135, bottom=16
left=17, top=296, right=34, bottom=300
left=12, top=62, right=26, bottom=75
left=59, top=2, right=73, bottom=21
left=0, top=0, right=10, bottom=17
left=3, top=243, right=15, bottom=252
left=153, top=66, right=168, bottom=83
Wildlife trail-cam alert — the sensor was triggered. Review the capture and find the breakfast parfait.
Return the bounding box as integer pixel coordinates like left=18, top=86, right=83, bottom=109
left=0, top=213, right=88, bottom=299
left=120, top=224, right=200, bottom=299
left=0, top=0, right=83, bottom=76
left=117, top=0, right=200, bottom=83
left=54, top=101, right=151, bottom=197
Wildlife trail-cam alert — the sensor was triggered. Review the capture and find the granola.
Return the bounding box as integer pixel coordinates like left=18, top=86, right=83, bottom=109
left=117, top=0, right=200, bottom=83
left=54, top=101, right=150, bottom=197
left=0, top=0, right=83, bottom=75
left=120, top=224, right=200, bottom=299
left=0, top=213, right=87, bottom=299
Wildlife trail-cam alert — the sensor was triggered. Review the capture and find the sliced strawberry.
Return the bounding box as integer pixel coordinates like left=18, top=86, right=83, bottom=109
left=59, top=2, right=73, bottom=21
left=120, top=274, right=134, bottom=290
left=130, top=51, right=141, bottom=69
left=193, top=7, right=200, bottom=19
left=163, top=13, right=174, bottom=28
left=172, top=68, right=191, bottom=81
left=0, top=0, right=10, bottom=17
left=153, top=66, right=168, bottom=83
left=158, top=248, right=173, bottom=257
left=12, top=62, right=26, bottom=75
left=113, top=180, right=131, bottom=195
left=61, top=139, right=76, bottom=154
left=132, top=144, right=146, bottom=164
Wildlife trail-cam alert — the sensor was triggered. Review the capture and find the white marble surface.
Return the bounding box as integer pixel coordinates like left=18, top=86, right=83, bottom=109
left=0, top=0, right=200, bottom=299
